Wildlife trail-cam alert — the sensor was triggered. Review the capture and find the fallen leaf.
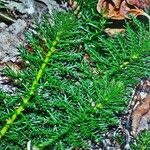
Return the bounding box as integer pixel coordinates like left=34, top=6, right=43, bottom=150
left=97, top=0, right=150, bottom=35
left=104, top=28, right=125, bottom=36
left=137, top=110, right=150, bottom=134
left=97, top=0, right=150, bottom=19
left=126, top=0, right=150, bottom=9
left=97, top=0, right=123, bottom=18
left=131, top=94, right=150, bottom=136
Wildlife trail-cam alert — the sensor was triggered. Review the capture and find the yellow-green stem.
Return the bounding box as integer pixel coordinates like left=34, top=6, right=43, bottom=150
left=0, top=33, right=61, bottom=140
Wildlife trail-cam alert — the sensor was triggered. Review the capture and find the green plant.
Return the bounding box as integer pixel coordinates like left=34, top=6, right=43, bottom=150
left=131, top=131, right=150, bottom=150
left=0, top=0, right=150, bottom=149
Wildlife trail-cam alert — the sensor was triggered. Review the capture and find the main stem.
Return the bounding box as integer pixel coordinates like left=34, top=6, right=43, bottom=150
left=0, top=32, right=61, bottom=139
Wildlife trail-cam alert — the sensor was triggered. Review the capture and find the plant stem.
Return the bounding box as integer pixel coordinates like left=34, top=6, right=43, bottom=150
left=0, top=32, right=61, bottom=140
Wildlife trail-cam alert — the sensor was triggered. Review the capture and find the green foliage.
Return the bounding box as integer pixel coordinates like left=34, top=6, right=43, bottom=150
left=131, top=131, right=150, bottom=150
left=0, top=0, right=150, bottom=149
left=93, top=21, right=150, bottom=84
left=0, top=0, right=6, bottom=8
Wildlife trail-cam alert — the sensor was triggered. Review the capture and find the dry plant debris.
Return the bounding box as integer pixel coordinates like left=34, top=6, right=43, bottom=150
left=130, top=79, right=150, bottom=136
left=97, top=0, right=150, bottom=19
left=131, top=95, right=150, bottom=136
left=97, top=0, right=150, bottom=35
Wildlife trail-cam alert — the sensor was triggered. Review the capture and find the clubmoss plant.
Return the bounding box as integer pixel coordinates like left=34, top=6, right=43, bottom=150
left=0, top=0, right=150, bottom=149
left=131, top=131, right=150, bottom=150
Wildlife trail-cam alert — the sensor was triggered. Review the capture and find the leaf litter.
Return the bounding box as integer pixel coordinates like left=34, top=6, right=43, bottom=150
left=97, top=0, right=150, bottom=35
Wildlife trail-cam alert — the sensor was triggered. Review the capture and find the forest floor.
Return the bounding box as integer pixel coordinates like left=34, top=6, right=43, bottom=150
left=0, top=0, right=150, bottom=150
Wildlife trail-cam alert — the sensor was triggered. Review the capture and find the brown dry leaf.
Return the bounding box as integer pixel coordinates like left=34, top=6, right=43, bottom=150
left=126, top=0, right=150, bottom=9
left=97, top=0, right=150, bottom=19
left=131, top=94, right=150, bottom=136
left=97, top=0, right=124, bottom=18
left=137, top=110, right=150, bottom=133
left=128, top=9, right=150, bottom=20
left=97, top=0, right=150, bottom=35
left=104, top=28, right=125, bottom=36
